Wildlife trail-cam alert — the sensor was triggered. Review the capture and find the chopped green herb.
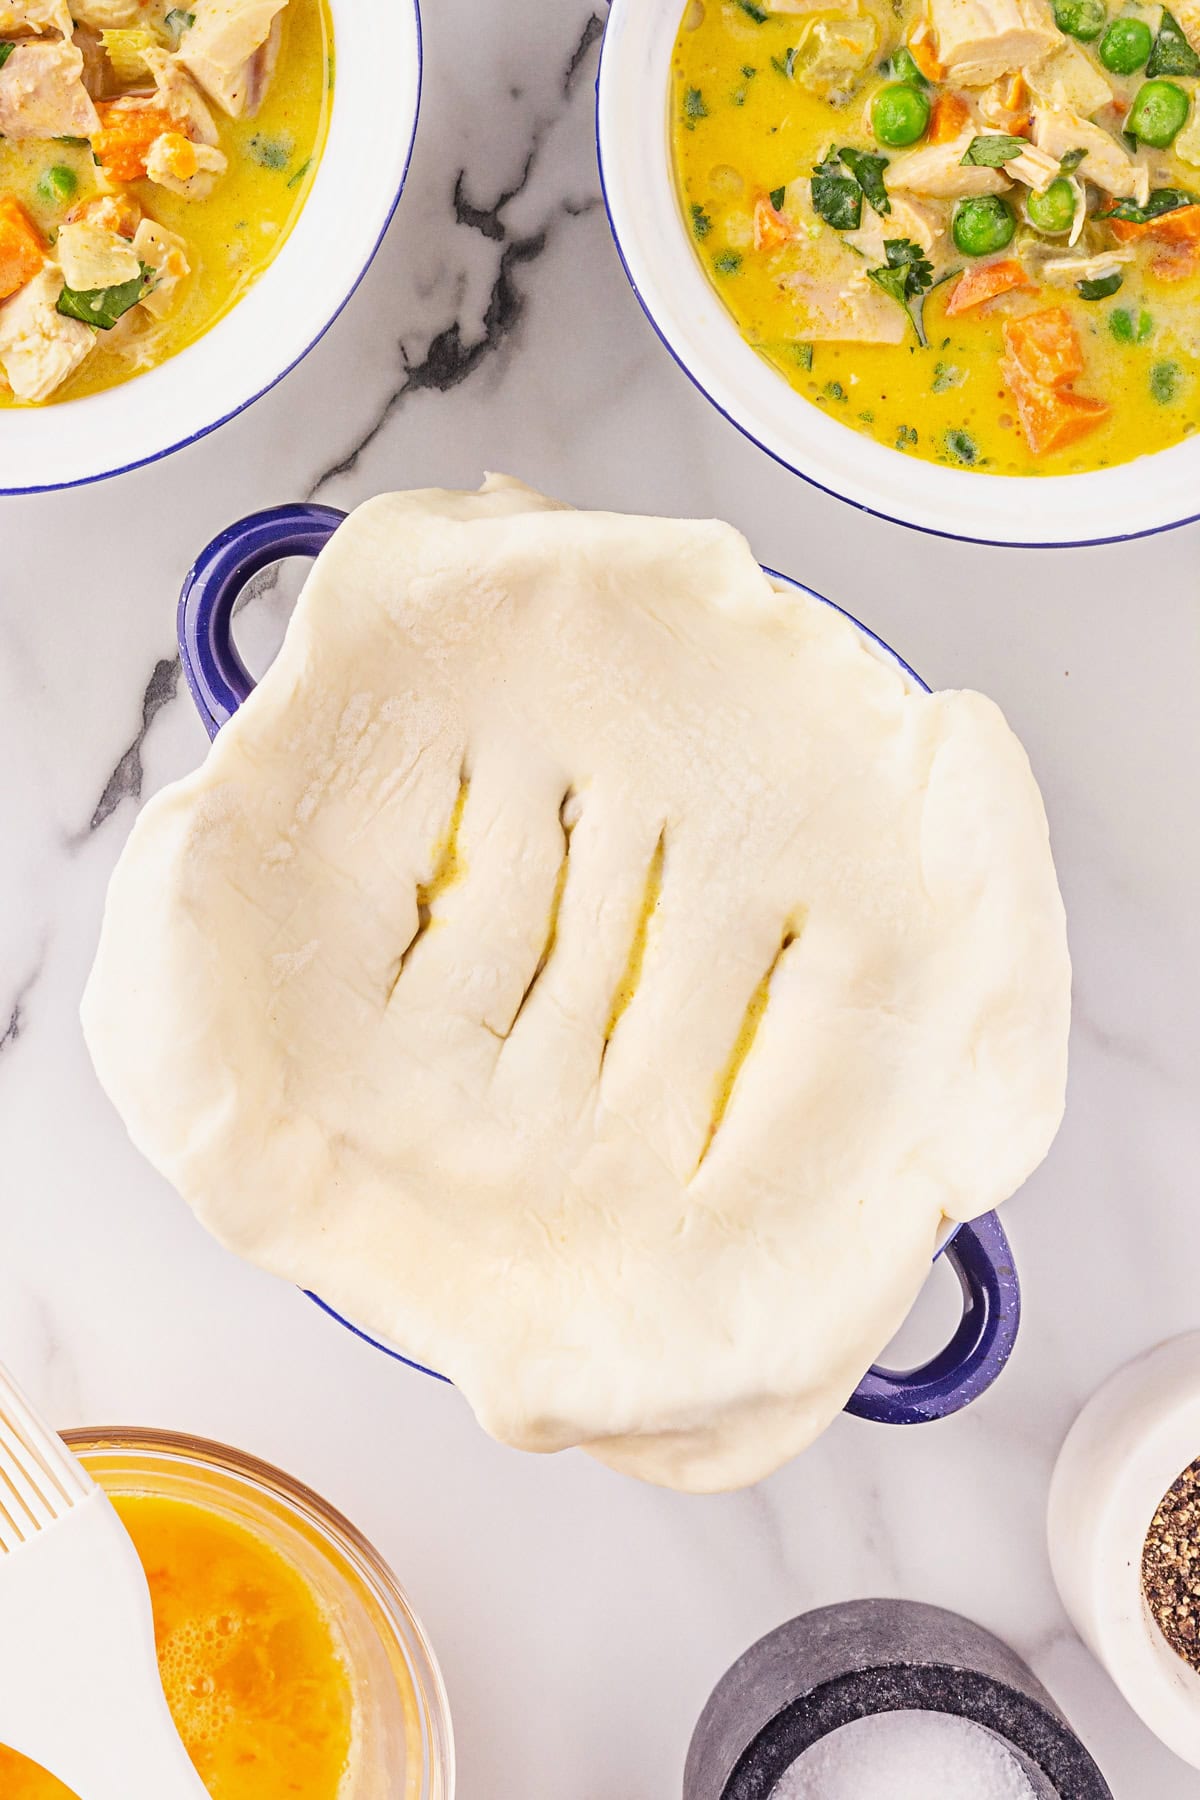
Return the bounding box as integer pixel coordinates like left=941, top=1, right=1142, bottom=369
left=1100, top=186, right=1197, bottom=223
left=53, top=135, right=88, bottom=147
left=879, top=236, right=933, bottom=295
left=1150, top=359, right=1183, bottom=402
left=1147, top=7, right=1200, bottom=76
left=690, top=201, right=712, bottom=239
left=870, top=264, right=910, bottom=307
left=735, top=0, right=769, bottom=18
left=858, top=408, right=875, bottom=422
left=839, top=145, right=891, bottom=215
left=895, top=423, right=918, bottom=448
left=961, top=133, right=1028, bottom=166
left=944, top=427, right=979, bottom=463
left=769, top=185, right=786, bottom=210
left=869, top=237, right=935, bottom=339
left=811, top=152, right=863, bottom=230
left=1078, top=271, right=1123, bottom=299
left=327, top=48, right=335, bottom=89
left=713, top=249, right=743, bottom=274
left=932, top=360, right=965, bottom=392
left=0, top=41, right=13, bottom=68
left=771, top=46, right=798, bottom=77
left=247, top=132, right=295, bottom=169
left=741, top=63, right=757, bottom=77
left=823, top=379, right=848, bottom=401
left=287, top=157, right=312, bottom=190
left=57, top=267, right=146, bottom=331
left=683, top=87, right=707, bottom=127
left=1059, top=147, right=1087, bottom=173
left=794, top=342, right=814, bottom=370
left=163, top=6, right=194, bottom=42
left=37, top=164, right=77, bottom=205
left=1110, top=306, right=1154, bottom=342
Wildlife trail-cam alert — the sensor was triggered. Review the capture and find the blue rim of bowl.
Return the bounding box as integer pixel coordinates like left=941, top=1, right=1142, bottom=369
left=593, top=8, right=1200, bottom=551
left=0, top=0, right=423, bottom=498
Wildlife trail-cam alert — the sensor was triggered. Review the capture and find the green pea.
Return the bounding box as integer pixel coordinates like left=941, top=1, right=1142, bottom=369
left=1026, top=177, right=1077, bottom=233
left=1099, top=16, right=1152, bottom=72
left=1054, top=0, right=1106, bottom=37
left=952, top=194, right=1016, bottom=255
left=37, top=164, right=77, bottom=205
left=872, top=81, right=930, bottom=147
left=1127, top=79, right=1190, bottom=146
left=890, top=46, right=928, bottom=86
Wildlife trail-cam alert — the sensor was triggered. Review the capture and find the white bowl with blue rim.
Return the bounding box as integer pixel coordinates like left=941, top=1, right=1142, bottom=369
left=0, top=0, right=421, bottom=496
left=596, top=0, right=1200, bottom=548
left=174, top=502, right=1024, bottom=1430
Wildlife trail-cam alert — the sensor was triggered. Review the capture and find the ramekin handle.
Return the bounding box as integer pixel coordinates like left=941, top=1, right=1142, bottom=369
left=845, top=1212, right=1021, bottom=1424
left=177, top=504, right=347, bottom=739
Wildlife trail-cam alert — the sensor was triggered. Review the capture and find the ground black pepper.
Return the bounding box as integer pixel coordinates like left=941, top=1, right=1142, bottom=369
left=1142, top=1456, right=1200, bottom=1671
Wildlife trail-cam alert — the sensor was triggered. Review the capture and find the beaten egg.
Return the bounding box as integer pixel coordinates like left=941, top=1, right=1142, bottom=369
left=0, top=1489, right=355, bottom=1798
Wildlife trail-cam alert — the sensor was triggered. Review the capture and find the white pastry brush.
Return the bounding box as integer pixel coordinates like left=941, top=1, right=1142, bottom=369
left=0, top=1362, right=210, bottom=1799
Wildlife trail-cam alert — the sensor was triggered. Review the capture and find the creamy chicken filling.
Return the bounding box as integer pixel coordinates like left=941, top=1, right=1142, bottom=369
left=0, top=0, right=291, bottom=402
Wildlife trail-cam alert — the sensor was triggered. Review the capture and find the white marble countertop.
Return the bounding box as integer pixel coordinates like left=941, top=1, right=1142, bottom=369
left=2, top=3, right=1198, bottom=1794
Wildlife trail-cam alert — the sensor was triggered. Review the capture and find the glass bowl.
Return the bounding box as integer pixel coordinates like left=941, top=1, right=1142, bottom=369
left=63, top=1427, right=454, bottom=1800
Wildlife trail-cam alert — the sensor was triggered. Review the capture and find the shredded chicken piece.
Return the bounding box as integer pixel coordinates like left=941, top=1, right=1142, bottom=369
left=0, top=0, right=73, bottom=36
left=0, top=38, right=99, bottom=138
left=1033, top=107, right=1151, bottom=206
left=145, top=129, right=227, bottom=197
left=788, top=264, right=909, bottom=341
left=141, top=44, right=221, bottom=145
left=1034, top=247, right=1136, bottom=283
left=928, top=0, right=1058, bottom=86
left=69, top=0, right=147, bottom=26
left=56, top=218, right=140, bottom=290
left=0, top=264, right=93, bottom=401
left=1025, top=42, right=1113, bottom=117
left=131, top=216, right=190, bottom=319
left=885, top=132, right=1011, bottom=198
left=1006, top=143, right=1060, bottom=191
left=844, top=194, right=948, bottom=263
left=176, top=0, right=289, bottom=117
left=67, top=189, right=141, bottom=238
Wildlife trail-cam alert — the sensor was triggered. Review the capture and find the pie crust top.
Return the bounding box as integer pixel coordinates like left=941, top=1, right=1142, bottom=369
left=83, top=478, right=1070, bottom=1491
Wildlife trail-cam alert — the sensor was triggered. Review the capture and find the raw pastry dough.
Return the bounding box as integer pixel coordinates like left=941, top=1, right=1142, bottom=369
left=82, top=477, right=1070, bottom=1492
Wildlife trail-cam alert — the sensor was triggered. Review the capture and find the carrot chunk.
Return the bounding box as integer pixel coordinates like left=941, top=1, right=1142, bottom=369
left=1109, top=202, right=1200, bottom=246
left=1003, top=72, right=1028, bottom=111
left=0, top=197, right=45, bottom=304
left=1150, top=242, right=1200, bottom=281
left=1002, top=307, right=1084, bottom=389
left=92, top=99, right=176, bottom=182
left=908, top=30, right=943, bottom=80
left=753, top=192, right=791, bottom=253
left=1002, top=356, right=1110, bottom=455
left=945, top=258, right=1034, bottom=315
left=1002, top=310, right=1108, bottom=455
left=928, top=92, right=971, bottom=143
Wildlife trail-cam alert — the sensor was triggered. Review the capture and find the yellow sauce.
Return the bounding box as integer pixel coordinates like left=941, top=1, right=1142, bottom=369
left=671, top=0, right=1200, bottom=473
left=0, top=1490, right=355, bottom=1798
left=0, top=0, right=332, bottom=406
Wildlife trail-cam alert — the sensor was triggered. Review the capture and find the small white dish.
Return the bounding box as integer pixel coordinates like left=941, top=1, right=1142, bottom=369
left=0, top=0, right=422, bottom=495
left=596, top=0, right=1200, bottom=547
left=1048, top=1333, right=1200, bottom=1771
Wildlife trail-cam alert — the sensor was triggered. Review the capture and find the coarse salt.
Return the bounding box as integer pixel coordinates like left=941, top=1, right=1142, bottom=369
left=772, top=1709, right=1036, bottom=1799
